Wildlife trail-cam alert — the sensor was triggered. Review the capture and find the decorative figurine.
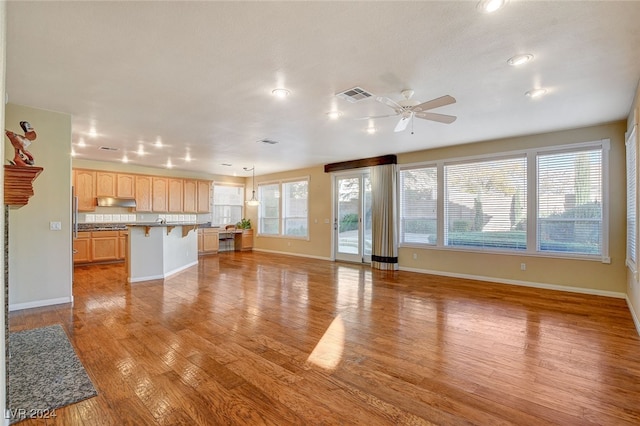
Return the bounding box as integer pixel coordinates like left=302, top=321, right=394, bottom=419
left=6, top=121, right=37, bottom=166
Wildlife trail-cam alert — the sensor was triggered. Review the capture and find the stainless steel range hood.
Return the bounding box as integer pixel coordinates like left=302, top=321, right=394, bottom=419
left=96, top=197, right=137, bottom=208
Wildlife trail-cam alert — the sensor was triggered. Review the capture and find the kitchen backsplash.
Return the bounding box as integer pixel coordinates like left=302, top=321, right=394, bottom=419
left=80, top=213, right=209, bottom=224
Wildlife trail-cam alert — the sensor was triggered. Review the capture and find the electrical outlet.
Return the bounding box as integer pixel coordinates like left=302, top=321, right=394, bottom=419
left=412, top=253, right=418, bottom=260
left=520, top=263, right=526, bottom=271
left=49, top=221, right=62, bottom=231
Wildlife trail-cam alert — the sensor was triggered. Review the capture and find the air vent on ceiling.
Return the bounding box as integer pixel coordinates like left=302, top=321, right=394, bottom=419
left=257, top=139, right=279, bottom=145
left=98, top=146, right=119, bottom=151
left=336, top=86, right=374, bottom=103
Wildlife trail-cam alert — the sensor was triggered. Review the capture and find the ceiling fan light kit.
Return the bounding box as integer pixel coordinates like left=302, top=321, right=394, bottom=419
left=362, top=90, right=457, bottom=133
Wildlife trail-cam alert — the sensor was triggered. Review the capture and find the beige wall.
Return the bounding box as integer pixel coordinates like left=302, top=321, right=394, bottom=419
left=255, top=122, right=628, bottom=298
left=627, top=82, right=640, bottom=331
left=6, top=103, right=72, bottom=310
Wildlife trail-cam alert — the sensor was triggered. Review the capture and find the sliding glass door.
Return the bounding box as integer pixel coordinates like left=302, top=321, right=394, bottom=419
left=334, top=172, right=371, bottom=263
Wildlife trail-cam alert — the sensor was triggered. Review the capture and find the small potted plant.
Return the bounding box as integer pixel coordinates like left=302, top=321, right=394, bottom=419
left=236, top=218, right=252, bottom=230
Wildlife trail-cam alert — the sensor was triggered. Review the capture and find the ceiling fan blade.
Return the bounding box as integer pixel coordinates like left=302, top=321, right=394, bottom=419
left=414, top=111, right=457, bottom=124
left=356, top=113, right=399, bottom=120
left=411, top=95, right=456, bottom=112
left=394, top=115, right=411, bottom=132
left=376, top=96, right=404, bottom=114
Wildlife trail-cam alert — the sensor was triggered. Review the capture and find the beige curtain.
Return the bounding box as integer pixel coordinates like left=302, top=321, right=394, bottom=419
left=370, top=164, right=398, bottom=270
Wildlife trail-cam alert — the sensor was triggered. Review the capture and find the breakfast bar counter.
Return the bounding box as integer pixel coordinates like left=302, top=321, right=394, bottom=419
left=126, top=223, right=199, bottom=283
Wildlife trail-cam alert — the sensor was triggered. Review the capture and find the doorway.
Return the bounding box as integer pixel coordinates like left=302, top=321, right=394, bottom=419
left=333, top=171, right=372, bottom=263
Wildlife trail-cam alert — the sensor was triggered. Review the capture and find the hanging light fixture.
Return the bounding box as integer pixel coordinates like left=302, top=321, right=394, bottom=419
left=244, top=166, right=259, bottom=206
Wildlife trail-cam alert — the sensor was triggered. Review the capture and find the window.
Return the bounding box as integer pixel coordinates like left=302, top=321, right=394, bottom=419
left=537, top=148, right=602, bottom=255
left=445, top=156, right=527, bottom=250
left=626, top=126, right=637, bottom=270
left=399, top=166, right=438, bottom=245
left=282, top=180, right=308, bottom=236
left=258, top=178, right=309, bottom=237
left=398, top=140, right=608, bottom=259
left=212, top=184, right=244, bottom=226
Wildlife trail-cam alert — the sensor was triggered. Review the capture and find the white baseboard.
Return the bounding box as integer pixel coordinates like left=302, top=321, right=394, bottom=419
left=9, top=296, right=73, bottom=312
left=252, top=248, right=331, bottom=261
left=626, top=296, right=640, bottom=336
left=128, top=260, right=199, bottom=283
left=399, top=266, right=627, bottom=299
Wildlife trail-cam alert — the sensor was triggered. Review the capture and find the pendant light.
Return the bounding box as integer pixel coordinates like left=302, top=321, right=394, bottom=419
left=244, top=166, right=259, bottom=206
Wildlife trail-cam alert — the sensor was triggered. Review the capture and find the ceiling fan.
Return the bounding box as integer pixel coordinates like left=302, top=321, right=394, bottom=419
left=363, top=90, right=457, bottom=132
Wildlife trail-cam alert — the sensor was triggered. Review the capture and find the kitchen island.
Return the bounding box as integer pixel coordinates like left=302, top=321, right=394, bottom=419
left=127, top=222, right=199, bottom=283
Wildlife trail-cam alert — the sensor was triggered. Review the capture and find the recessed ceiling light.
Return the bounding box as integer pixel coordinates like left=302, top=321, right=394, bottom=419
left=137, top=145, right=145, bottom=156
left=507, top=53, right=534, bottom=66
left=366, top=126, right=377, bottom=135
left=166, top=159, right=173, bottom=168
left=71, top=148, right=76, bottom=157
left=155, top=137, right=163, bottom=148
left=185, top=152, right=192, bottom=162
left=326, top=111, right=342, bottom=120
left=477, top=0, right=507, bottom=13
left=122, top=154, right=129, bottom=163
left=525, top=88, right=547, bottom=98
left=77, top=137, right=86, bottom=147
left=272, top=88, right=290, bottom=98
left=88, top=127, right=98, bottom=138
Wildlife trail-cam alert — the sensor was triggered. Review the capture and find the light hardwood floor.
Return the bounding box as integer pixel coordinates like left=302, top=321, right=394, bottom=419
left=9, top=252, right=640, bottom=425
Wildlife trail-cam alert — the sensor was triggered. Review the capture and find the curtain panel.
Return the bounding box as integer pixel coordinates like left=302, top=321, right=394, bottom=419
left=370, top=164, right=398, bottom=270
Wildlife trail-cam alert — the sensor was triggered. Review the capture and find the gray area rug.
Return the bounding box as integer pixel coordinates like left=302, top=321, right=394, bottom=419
left=8, top=324, right=97, bottom=424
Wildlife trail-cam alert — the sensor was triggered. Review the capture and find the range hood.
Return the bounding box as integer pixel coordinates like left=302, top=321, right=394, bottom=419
left=96, top=197, right=137, bottom=208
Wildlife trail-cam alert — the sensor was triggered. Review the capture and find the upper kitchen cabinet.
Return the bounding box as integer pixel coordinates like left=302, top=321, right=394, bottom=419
left=197, top=180, right=211, bottom=213
left=168, top=178, right=183, bottom=212
left=135, top=175, right=153, bottom=212
left=74, top=169, right=96, bottom=211
left=152, top=177, right=168, bottom=212
left=116, top=173, right=135, bottom=198
left=96, top=171, right=117, bottom=197
left=183, top=179, right=197, bottom=213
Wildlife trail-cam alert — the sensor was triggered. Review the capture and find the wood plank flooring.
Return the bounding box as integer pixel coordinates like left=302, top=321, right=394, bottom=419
left=9, top=251, right=640, bottom=425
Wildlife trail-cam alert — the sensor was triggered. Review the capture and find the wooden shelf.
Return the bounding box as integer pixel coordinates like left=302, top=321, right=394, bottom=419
left=4, top=165, right=43, bottom=207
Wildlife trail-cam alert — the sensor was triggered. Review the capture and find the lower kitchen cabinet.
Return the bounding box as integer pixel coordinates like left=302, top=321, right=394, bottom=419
left=74, top=230, right=127, bottom=264
left=198, top=228, right=219, bottom=255
left=73, top=232, right=91, bottom=263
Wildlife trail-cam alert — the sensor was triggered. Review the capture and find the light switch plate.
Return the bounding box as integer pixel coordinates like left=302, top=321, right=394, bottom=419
left=49, top=221, right=62, bottom=231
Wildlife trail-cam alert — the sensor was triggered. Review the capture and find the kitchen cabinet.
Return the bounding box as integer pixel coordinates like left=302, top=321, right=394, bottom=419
left=197, top=180, right=211, bottom=213
left=235, top=229, right=254, bottom=251
left=96, top=171, right=117, bottom=197
left=73, top=231, right=91, bottom=263
left=91, top=230, right=119, bottom=262
left=135, top=175, right=152, bottom=212
left=183, top=179, right=197, bottom=213
left=152, top=177, right=168, bottom=212
left=168, top=178, right=183, bottom=212
left=118, top=230, right=128, bottom=260
left=117, top=173, right=135, bottom=198
left=198, top=228, right=219, bottom=254
left=74, top=169, right=96, bottom=211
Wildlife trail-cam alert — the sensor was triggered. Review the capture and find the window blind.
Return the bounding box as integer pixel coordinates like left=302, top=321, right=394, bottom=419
left=444, top=156, right=527, bottom=250
left=537, top=148, right=602, bottom=255
left=399, top=166, right=438, bottom=245
left=626, top=126, right=637, bottom=267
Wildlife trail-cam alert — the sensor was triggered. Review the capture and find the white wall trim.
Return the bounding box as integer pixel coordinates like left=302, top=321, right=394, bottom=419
left=626, top=295, right=640, bottom=336
left=128, top=260, right=198, bottom=283
left=253, top=248, right=331, bottom=261
left=9, top=296, right=73, bottom=312
left=399, top=266, right=627, bottom=299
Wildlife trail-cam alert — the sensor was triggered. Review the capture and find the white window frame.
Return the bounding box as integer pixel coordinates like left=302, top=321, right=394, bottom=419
left=257, top=176, right=310, bottom=239
left=626, top=125, right=638, bottom=276
left=211, top=182, right=245, bottom=226
left=398, top=139, right=610, bottom=262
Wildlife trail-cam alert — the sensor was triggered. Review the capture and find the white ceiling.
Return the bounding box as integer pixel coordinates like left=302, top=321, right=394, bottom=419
left=6, top=1, right=640, bottom=178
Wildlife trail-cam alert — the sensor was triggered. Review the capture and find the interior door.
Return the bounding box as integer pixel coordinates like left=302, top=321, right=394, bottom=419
left=334, top=172, right=371, bottom=263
